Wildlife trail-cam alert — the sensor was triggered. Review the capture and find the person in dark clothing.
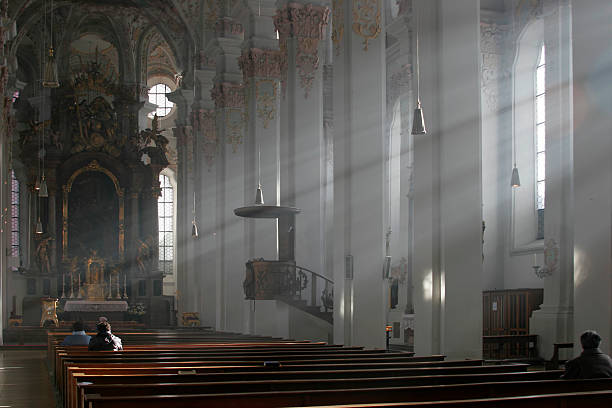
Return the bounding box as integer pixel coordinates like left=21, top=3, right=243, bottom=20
left=60, top=321, right=91, bottom=346
left=562, top=330, right=612, bottom=379
left=88, top=321, right=123, bottom=351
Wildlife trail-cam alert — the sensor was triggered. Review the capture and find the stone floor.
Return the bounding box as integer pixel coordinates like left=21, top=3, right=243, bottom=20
left=0, top=350, right=56, bottom=408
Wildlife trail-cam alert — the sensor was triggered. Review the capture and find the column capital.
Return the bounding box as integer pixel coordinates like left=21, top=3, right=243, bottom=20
left=238, top=48, right=283, bottom=81
left=274, top=3, right=330, bottom=98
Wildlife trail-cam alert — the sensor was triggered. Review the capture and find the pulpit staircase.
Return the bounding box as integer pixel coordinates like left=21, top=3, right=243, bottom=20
left=244, top=260, right=333, bottom=325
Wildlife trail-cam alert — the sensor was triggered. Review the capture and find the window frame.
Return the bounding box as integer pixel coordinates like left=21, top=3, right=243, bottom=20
left=510, top=18, right=545, bottom=255
left=158, top=170, right=176, bottom=276
left=147, top=83, right=175, bottom=119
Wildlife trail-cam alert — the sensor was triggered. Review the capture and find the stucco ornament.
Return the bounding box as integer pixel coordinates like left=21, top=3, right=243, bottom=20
left=192, top=109, right=218, bottom=170
left=352, top=0, right=381, bottom=51
left=274, top=3, right=330, bottom=98
left=256, top=80, right=278, bottom=129
left=332, top=0, right=344, bottom=56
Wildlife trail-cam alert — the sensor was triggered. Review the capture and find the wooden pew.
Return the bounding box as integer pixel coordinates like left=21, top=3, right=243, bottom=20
left=75, top=371, right=565, bottom=408
left=81, top=380, right=612, bottom=408
left=65, top=364, right=525, bottom=408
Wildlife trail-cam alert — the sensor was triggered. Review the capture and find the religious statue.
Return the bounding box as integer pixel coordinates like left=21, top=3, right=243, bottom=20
left=86, top=249, right=105, bottom=284
left=135, top=236, right=155, bottom=276
left=35, top=236, right=53, bottom=275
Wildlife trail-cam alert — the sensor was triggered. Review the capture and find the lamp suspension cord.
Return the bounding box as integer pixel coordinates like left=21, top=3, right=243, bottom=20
left=415, top=5, right=420, bottom=103
left=257, top=144, right=261, bottom=186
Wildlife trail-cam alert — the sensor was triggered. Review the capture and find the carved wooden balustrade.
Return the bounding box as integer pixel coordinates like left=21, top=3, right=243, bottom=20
left=244, top=260, right=333, bottom=323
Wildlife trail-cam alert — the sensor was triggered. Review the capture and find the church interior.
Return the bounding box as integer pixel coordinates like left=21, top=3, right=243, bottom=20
left=0, top=0, right=611, bottom=405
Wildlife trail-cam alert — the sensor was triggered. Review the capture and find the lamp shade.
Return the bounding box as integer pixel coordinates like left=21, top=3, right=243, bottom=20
left=191, top=219, right=199, bottom=239
left=255, top=184, right=264, bottom=205
left=411, top=100, right=426, bottom=135
left=42, top=47, right=60, bottom=88
left=35, top=218, right=43, bottom=234
left=34, top=177, right=41, bottom=191
left=39, top=176, right=48, bottom=197
left=511, top=166, right=521, bottom=188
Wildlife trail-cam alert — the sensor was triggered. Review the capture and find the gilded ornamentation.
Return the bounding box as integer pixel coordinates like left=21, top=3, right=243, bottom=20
left=71, top=96, right=123, bottom=157
left=274, top=3, right=330, bottom=98
left=332, top=0, right=344, bottom=56
left=238, top=48, right=283, bottom=81
left=352, top=0, right=381, bottom=51
left=225, top=108, right=246, bottom=153
left=192, top=109, right=218, bottom=170
left=256, top=80, right=278, bottom=129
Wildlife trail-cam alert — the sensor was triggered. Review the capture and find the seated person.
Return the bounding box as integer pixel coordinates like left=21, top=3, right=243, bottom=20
left=88, top=321, right=123, bottom=351
left=562, top=330, right=612, bottom=379
left=60, top=321, right=91, bottom=346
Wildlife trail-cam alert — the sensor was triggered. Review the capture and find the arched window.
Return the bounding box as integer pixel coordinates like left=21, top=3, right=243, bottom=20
left=511, top=19, right=545, bottom=252
left=158, top=174, right=174, bottom=274
left=535, top=44, right=546, bottom=239
left=148, top=84, right=174, bottom=118
left=10, top=169, right=20, bottom=258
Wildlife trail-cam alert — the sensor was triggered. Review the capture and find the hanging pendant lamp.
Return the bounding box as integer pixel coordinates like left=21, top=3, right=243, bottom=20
left=191, top=191, right=199, bottom=239
left=510, top=165, right=521, bottom=188
left=39, top=174, right=49, bottom=197
left=411, top=6, right=427, bottom=135
left=254, top=145, right=264, bottom=204
left=42, top=47, right=60, bottom=88
left=43, top=0, right=59, bottom=88
left=35, top=217, right=44, bottom=234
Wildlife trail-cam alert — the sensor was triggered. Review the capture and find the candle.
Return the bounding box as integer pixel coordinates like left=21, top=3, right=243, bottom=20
left=533, top=253, right=537, bottom=266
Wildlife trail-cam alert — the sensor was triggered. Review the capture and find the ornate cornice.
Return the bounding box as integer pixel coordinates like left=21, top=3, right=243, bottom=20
left=211, top=82, right=246, bottom=109
left=238, top=48, right=283, bottom=81
left=274, top=3, right=330, bottom=98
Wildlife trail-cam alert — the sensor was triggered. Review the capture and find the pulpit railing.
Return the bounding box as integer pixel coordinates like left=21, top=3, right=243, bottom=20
left=244, top=260, right=333, bottom=323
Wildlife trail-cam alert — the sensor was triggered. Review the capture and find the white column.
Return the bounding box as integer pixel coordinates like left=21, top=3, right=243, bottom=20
left=413, top=0, right=483, bottom=358
left=439, top=0, right=483, bottom=359
left=331, top=0, right=350, bottom=345
left=275, top=2, right=328, bottom=280
left=529, top=0, right=574, bottom=359
left=572, top=0, right=612, bottom=355
left=412, top=0, right=442, bottom=356
left=331, top=0, right=387, bottom=348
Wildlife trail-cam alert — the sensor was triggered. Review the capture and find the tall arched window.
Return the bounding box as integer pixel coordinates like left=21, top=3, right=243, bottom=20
left=511, top=19, right=545, bottom=252
left=158, top=174, right=174, bottom=274
left=535, top=44, right=546, bottom=240
left=10, top=169, right=20, bottom=258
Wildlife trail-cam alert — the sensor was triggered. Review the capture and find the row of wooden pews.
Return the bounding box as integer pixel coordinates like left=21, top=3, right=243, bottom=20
left=49, top=329, right=612, bottom=408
